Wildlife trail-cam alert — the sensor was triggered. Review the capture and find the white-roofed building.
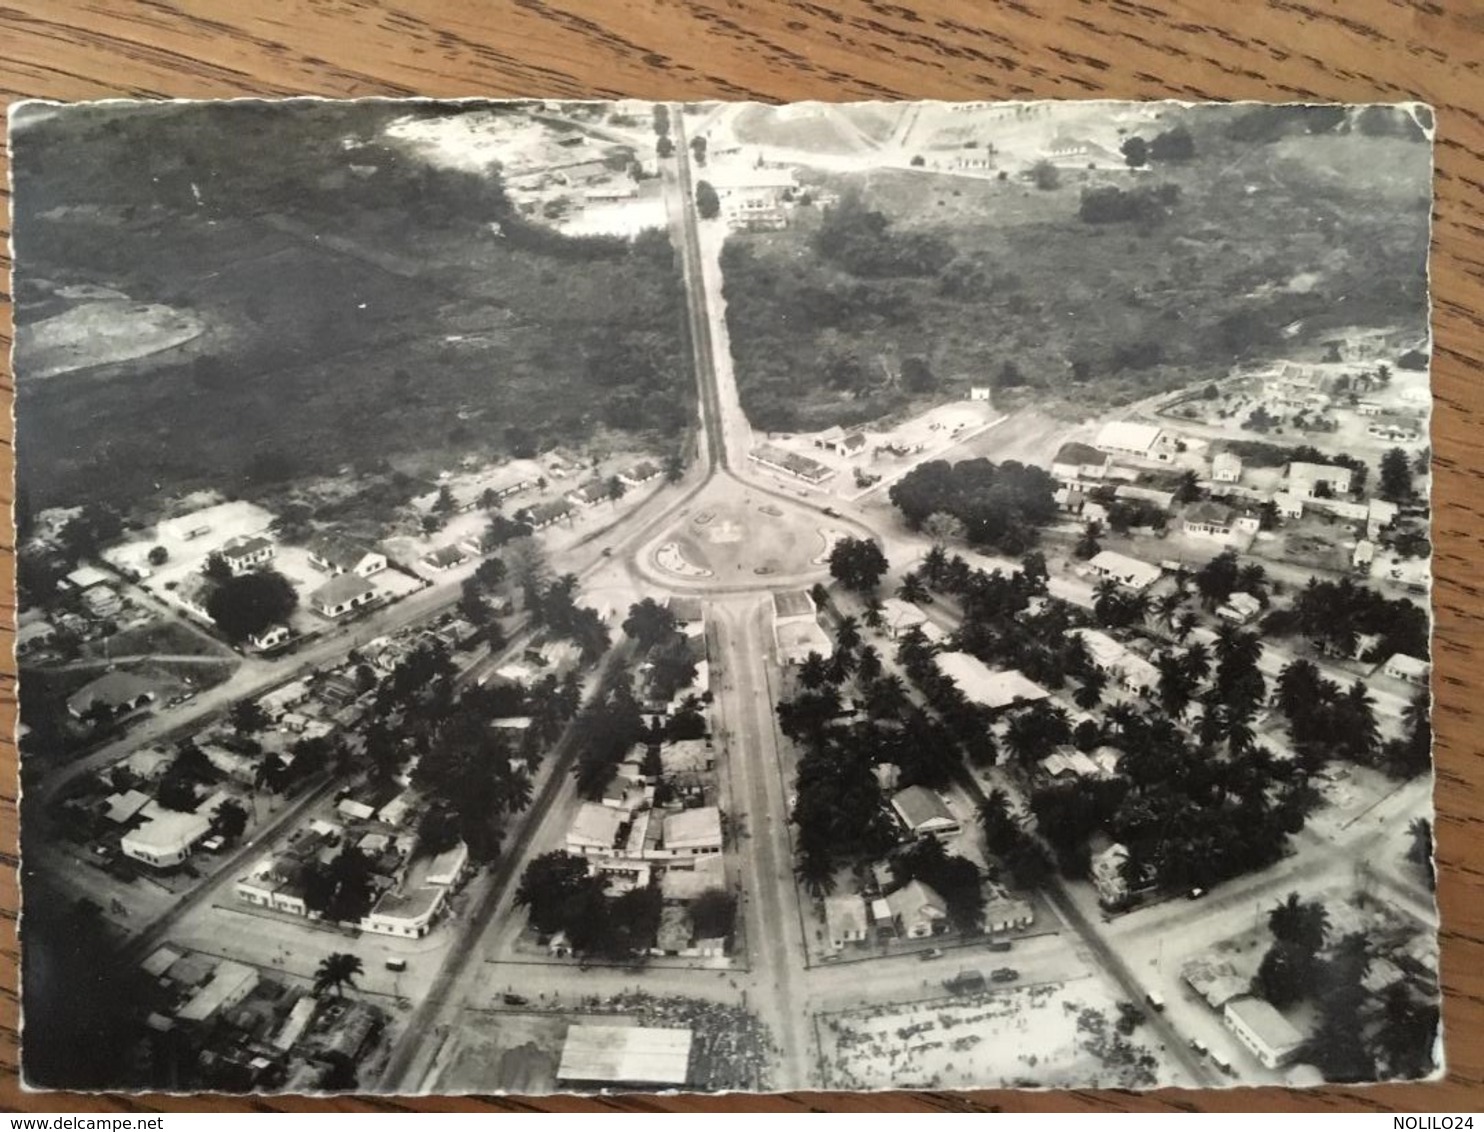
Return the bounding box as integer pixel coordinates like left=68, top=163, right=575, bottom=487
left=934, top=652, right=1050, bottom=712
left=1382, top=653, right=1430, bottom=685
left=121, top=801, right=212, bottom=868
left=175, top=960, right=259, bottom=1024
left=1224, top=996, right=1307, bottom=1069
left=1212, top=452, right=1243, bottom=484
left=663, top=806, right=723, bottom=859
left=772, top=589, right=831, bottom=666
left=1087, top=550, right=1162, bottom=591
left=556, top=1024, right=693, bottom=1088
left=890, top=785, right=961, bottom=839
left=1094, top=421, right=1170, bottom=462
left=824, top=893, right=870, bottom=951
left=566, top=802, right=626, bottom=858
left=1287, top=461, right=1353, bottom=499
left=880, top=597, right=930, bottom=639
left=706, top=163, right=797, bottom=231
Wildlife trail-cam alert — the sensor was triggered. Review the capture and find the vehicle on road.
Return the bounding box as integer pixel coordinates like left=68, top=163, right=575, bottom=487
left=385, top=959, right=408, bottom=972
left=1212, top=1054, right=1234, bottom=1075
left=600, top=547, right=613, bottom=557
left=1188, top=887, right=1208, bottom=900
left=200, top=835, right=226, bottom=853
left=1190, top=1038, right=1210, bottom=1056
left=985, top=939, right=1013, bottom=952
left=1146, top=991, right=1166, bottom=1011
left=919, top=948, right=944, bottom=960
left=990, top=967, right=1018, bottom=983
left=502, top=993, right=530, bottom=1006
left=943, top=969, right=986, bottom=995
left=822, top=507, right=840, bottom=517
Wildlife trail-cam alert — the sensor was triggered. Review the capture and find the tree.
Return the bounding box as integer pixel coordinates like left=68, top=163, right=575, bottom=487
left=901, top=355, right=936, bottom=392
left=1407, top=817, right=1435, bottom=889
left=1074, top=521, right=1102, bottom=560
left=229, top=698, right=270, bottom=735
left=210, top=798, right=249, bottom=843
left=1174, top=470, right=1201, bottom=504
left=1379, top=447, right=1413, bottom=502
left=656, top=135, right=675, bottom=159
left=834, top=615, right=862, bottom=656
left=689, top=134, right=708, bottom=164
left=695, top=180, right=720, bottom=220
left=313, top=953, right=364, bottom=999
left=922, top=512, right=967, bottom=551
left=206, top=569, right=298, bottom=642
left=147, top=545, right=169, bottom=567
left=690, top=888, right=737, bottom=940
left=1149, top=126, right=1195, bottom=161
left=515, top=851, right=597, bottom=936
left=1269, top=892, right=1329, bottom=955
left=1121, top=136, right=1149, bottom=167
left=1256, top=940, right=1311, bottom=1008
left=828, top=537, right=889, bottom=593
left=1030, top=159, right=1060, bottom=190
left=623, top=597, right=678, bottom=650
left=433, top=484, right=457, bottom=513
left=897, top=572, right=930, bottom=605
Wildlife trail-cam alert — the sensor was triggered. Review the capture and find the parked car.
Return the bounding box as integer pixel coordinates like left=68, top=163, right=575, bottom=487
left=385, top=959, right=407, bottom=972
left=985, top=940, right=1013, bottom=952
left=919, top=948, right=944, bottom=960
left=502, top=993, right=530, bottom=1006
left=1146, top=991, right=1166, bottom=1012
left=990, top=967, right=1018, bottom=983
left=1190, top=1038, right=1209, bottom=1056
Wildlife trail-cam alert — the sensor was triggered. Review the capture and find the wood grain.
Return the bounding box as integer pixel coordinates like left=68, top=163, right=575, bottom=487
left=1, top=0, right=1480, bottom=1114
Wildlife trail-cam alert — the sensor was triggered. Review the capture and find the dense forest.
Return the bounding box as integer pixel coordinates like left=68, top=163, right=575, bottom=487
left=720, top=104, right=1431, bottom=433
left=12, top=102, right=693, bottom=517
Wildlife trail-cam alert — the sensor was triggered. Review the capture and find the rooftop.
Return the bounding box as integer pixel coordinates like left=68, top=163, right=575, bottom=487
left=772, top=590, right=817, bottom=619
left=1225, top=995, right=1306, bottom=1053
left=67, top=670, right=160, bottom=715
left=556, top=1024, right=693, bottom=1086
left=935, top=652, right=1050, bottom=710
left=1095, top=420, right=1163, bottom=454
left=308, top=532, right=378, bottom=567
left=664, top=806, right=722, bottom=850
left=311, top=573, right=377, bottom=607
left=569, top=801, right=625, bottom=849
left=891, top=785, right=955, bottom=830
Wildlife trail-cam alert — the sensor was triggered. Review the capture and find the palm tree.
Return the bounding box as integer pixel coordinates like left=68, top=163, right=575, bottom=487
left=798, top=652, right=830, bottom=691
left=1157, top=654, right=1194, bottom=719
left=855, top=644, right=883, bottom=684
left=897, top=571, right=930, bottom=605
left=861, top=595, right=885, bottom=631
left=1268, top=892, right=1329, bottom=955
left=1342, top=679, right=1380, bottom=760
left=835, top=615, right=862, bottom=655
left=1170, top=610, right=1197, bottom=643
left=313, top=952, right=364, bottom=999
left=865, top=674, right=909, bottom=718
left=496, top=762, right=534, bottom=814
left=795, top=851, right=836, bottom=897
left=1155, top=590, right=1185, bottom=630
left=1074, top=668, right=1106, bottom=710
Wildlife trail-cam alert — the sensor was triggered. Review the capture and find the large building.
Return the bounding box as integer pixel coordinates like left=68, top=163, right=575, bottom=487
left=1094, top=421, right=1172, bottom=463
left=122, top=800, right=215, bottom=869
left=556, top=1024, right=694, bottom=1090
left=66, top=670, right=160, bottom=719
left=1286, top=461, right=1353, bottom=499
left=1223, top=996, right=1307, bottom=1069
left=934, top=652, right=1050, bottom=712
left=772, top=589, right=832, bottom=666
left=705, top=163, right=797, bottom=231
left=310, top=573, right=378, bottom=619
left=1086, top=550, right=1163, bottom=591
left=890, top=786, right=961, bottom=840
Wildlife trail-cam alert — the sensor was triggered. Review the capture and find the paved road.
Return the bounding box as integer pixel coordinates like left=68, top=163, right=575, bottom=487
left=708, top=598, right=812, bottom=1088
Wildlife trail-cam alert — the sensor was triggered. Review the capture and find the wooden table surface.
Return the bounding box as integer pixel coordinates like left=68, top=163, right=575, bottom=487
left=1, top=0, right=1480, bottom=1115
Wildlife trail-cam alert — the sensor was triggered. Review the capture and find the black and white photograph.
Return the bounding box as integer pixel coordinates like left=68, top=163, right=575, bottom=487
left=11, top=97, right=1440, bottom=1095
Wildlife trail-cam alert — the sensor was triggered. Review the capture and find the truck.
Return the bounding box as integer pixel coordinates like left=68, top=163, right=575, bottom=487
left=943, top=969, right=987, bottom=995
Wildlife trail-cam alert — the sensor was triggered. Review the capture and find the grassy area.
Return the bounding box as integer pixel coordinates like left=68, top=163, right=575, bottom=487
left=13, top=102, right=693, bottom=520
left=722, top=107, right=1430, bottom=433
